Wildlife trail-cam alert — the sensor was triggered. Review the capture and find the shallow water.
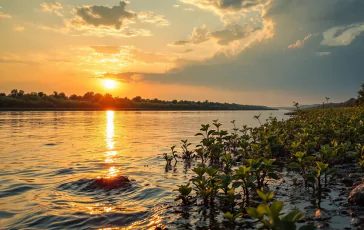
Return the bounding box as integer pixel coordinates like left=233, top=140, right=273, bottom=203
left=0, top=110, right=288, bottom=229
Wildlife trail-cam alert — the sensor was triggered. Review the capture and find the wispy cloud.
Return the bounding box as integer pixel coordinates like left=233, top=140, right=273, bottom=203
left=40, top=2, right=63, bottom=17
left=288, top=34, right=312, bottom=49
left=138, top=11, right=169, bottom=27
left=0, top=12, right=11, bottom=19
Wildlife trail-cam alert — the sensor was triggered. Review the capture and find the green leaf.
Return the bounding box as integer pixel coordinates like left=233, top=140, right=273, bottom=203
left=268, top=172, right=279, bottom=180
left=270, top=201, right=283, bottom=216
left=282, top=209, right=304, bottom=223
left=288, top=162, right=301, bottom=169
left=257, top=189, right=266, bottom=200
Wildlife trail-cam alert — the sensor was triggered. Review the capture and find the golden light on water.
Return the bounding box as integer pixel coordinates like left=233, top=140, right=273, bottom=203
left=103, top=79, right=117, bottom=89
left=105, top=110, right=118, bottom=177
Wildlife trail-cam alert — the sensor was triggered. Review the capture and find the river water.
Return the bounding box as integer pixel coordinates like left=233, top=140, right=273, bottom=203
left=0, top=110, right=289, bottom=229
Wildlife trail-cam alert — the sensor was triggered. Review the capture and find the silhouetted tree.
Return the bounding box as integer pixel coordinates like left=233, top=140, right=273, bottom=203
left=132, top=96, right=142, bottom=102
left=83, top=92, right=94, bottom=101
left=38, top=92, right=45, bottom=98
left=53, top=91, right=58, bottom=98
left=58, top=92, right=67, bottom=99
left=69, top=94, right=79, bottom=100
left=10, top=89, right=18, bottom=97
left=18, top=90, right=25, bottom=97
left=93, top=93, right=102, bottom=102
left=0, top=93, right=6, bottom=97
left=100, top=93, right=115, bottom=107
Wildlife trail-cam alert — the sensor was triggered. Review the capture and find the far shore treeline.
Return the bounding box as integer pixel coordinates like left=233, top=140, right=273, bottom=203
left=0, top=89, right=274, bottom=110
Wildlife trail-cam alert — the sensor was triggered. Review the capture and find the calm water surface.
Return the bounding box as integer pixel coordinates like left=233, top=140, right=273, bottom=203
left=0, top=110, right=288, bottom=229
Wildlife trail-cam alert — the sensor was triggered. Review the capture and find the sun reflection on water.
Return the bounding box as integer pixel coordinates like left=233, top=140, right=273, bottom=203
left=105, top=110, right=118, bottom=176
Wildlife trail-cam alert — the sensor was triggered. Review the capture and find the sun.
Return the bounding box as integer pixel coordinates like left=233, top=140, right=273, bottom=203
left=103, top=79, right=117, bottom=89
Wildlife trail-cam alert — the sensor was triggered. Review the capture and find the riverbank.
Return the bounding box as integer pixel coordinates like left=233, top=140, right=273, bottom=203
left=163, top=106, right=364, bottom=229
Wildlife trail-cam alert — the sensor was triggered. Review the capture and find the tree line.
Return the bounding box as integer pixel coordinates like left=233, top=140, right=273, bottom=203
left=0, top=89, right=274, bottom=110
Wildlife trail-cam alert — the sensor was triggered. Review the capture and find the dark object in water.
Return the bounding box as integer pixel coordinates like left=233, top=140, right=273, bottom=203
left=95, top=176, right=131, bottom=190
left=348, top=184, right=364, bottom=206
left=58, top=175, right=133, bottom=192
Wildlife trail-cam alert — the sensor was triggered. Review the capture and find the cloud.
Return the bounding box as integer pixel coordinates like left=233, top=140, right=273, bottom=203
left=173, top=25, right=211, bottom=45
left=129, top=48, right=171, bottom=63
left=0, top=12, right=11, bottom=19
left=288, top=34, right=313, bottom=49
left=184, top=8, right=195, bottom=11
left=0, top=56, right=35, bottom=65
left=36, top=22, right=152, bottom=38
left=40, top=2, right=63, bottom=17
left=13, top=26, right=25, bottom=31
left=37, top=1, right=165, bottom=38
left=70, top=1, right=136, bottom=30
left=321, top=23, right=364, bottom=46
left=182, top=49, right=194, bottom=53
left=182, top=0, right=268, bottom=14
left=127, top=0, right=364, bottom=102
left=172, top=40, right=190, bottom=46
left=190, top=24, right=211, bottom=44
left=138, top=11, right=169, bottom=27
left=211, top=24, right=259, bottom=45
left=90, top=46, right=121, bottom=54
left=82, top=46, right=173, bottom=67
left=101, top=72, right=144, bottom=83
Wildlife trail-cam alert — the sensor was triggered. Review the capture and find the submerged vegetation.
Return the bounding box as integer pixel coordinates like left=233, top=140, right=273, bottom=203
left=0, top=89, right=273, bottom=110
left=164, top=105, right=364, bottom=229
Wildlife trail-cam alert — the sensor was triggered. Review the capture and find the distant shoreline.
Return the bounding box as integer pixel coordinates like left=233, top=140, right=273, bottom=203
left=0, top=108, right=278, bottom=112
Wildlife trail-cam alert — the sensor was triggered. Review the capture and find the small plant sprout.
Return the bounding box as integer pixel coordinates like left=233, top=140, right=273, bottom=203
left=170, top=145, right=178, bottom=163
left=256, top=189, right=275, bottom=204
left=174, top=183, right=192, bottom=205
left=223, top=211, right=242, bottom=224
left=181, top=140, right=194, bottom=160
left=292, top=177, right=298, bottom=186
left=163, top=153, right=173, bottom=166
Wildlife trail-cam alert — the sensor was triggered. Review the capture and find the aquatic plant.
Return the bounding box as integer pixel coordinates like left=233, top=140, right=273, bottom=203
left=288, top=151, right=315, bottom=187
left=163, top=153, right=173, bottom=166
left=246, top=191, right=314, bottom=230
left=223, top=211, right=242, bottom=224
left=170, top=106, right=364, bottom=228
left=234, top=165, right=255, bottom=204
left=181, top=140, right=194, bottom=160
left=174, top=183, right=192, bottom=205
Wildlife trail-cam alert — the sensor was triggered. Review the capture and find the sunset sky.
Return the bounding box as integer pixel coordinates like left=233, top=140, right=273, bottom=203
left=0, top=0, right=363, bottom=106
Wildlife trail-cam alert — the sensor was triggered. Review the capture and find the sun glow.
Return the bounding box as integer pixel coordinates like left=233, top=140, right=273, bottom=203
left=103, top=79, right=117, bottom=89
